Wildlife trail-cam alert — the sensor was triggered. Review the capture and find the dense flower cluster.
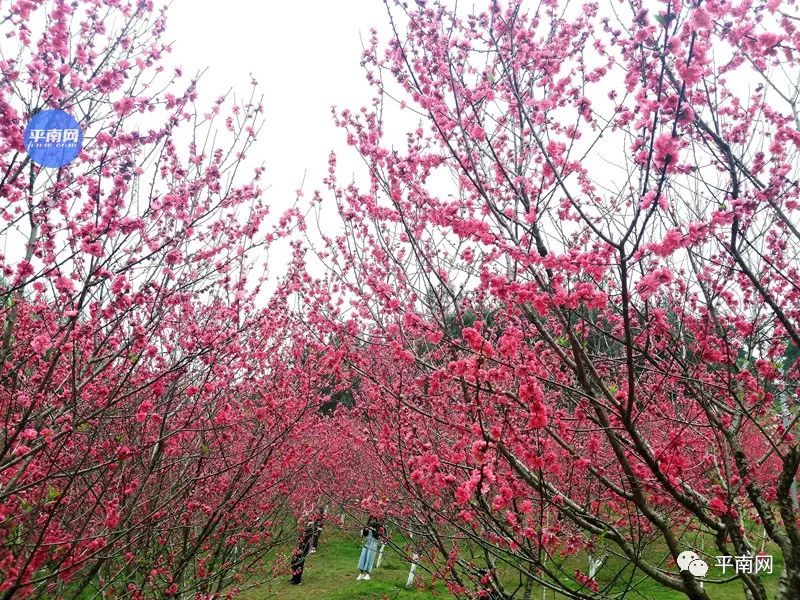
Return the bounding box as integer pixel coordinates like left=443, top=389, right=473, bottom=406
left=0, top=1, right=326, bottom=597
left=4, top=1, right=800, bottom=599
left=304, top=1, right=800, bottom=599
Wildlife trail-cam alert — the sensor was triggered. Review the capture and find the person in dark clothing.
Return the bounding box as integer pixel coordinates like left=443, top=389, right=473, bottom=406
left=289, top=520, right=316, bottom=585
left=309, top=507, right=325, bottom=554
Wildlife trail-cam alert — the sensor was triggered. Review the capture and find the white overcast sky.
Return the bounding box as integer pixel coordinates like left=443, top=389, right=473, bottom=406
left=167, top=0, right=392, bottom=214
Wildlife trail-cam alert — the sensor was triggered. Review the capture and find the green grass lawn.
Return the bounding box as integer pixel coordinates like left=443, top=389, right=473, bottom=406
left=240, top=530, right=450, bottom=600
left=238, top=528, right=782, bottom=600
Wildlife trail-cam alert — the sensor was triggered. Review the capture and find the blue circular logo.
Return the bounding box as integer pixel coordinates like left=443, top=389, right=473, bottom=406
left=23, top=109, right=83, bottom=168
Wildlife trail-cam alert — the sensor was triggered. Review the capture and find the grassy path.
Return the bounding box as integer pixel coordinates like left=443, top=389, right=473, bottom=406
left=240, top=532, right=450, bottom=600
left=238, top=528, right=781, bottom=599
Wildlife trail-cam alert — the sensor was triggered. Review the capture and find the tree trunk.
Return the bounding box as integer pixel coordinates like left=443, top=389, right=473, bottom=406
left=406, top=553, right=419, bottom=588
left=775, top=564, right=800, bottom=600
